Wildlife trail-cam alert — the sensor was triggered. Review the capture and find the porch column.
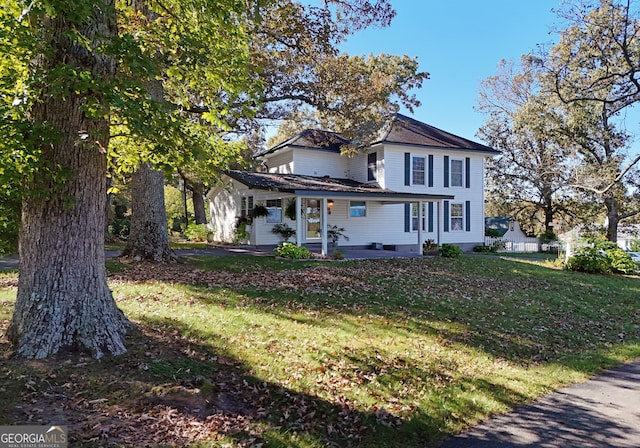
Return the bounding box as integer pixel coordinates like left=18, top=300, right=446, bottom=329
left=417, top=201, right=423, bottom=254
left=295, top=196, right=302, bottom=246
left=321, top=197, right=328, bottom=256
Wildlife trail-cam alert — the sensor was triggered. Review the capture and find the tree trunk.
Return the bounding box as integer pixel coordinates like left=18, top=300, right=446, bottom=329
left=7, top=1, right=130, bottom=359
left=191, top=183, right=208, bottom=225
left=605, top=196, right=619, bottom=242
left=122, top=163, right=175, bottom=261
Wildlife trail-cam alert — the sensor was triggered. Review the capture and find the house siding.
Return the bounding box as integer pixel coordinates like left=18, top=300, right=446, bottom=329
left=208, top=179, right=250, bottom=244
left=291, top=149, right=348, bottom=178
left=381, top=144, right=485, bottom=249
left=266, top=151, right=293, bottom=173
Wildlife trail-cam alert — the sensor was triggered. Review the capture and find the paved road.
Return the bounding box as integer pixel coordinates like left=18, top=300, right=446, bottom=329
left=438, top=360, right=640, bottom=448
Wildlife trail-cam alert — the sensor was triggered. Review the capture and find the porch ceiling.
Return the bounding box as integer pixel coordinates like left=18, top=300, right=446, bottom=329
left=225, top=170, right=454, bottom=202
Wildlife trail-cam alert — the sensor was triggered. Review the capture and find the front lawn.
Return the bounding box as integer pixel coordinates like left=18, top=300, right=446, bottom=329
left=1, top=256, right=639, bottom=447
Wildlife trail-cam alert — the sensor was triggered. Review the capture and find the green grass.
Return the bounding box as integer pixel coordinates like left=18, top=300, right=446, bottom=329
left=1, top=256, right=639, bottom=447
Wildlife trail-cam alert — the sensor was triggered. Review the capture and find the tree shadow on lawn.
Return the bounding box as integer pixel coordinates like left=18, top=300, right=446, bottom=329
left=1, top=318, right=365, bottom=447
left=0, top=312, right=538, bottom=448
left=114, top=257, right=640, bottom=371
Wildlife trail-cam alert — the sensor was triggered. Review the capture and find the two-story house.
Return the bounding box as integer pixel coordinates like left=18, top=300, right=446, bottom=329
left=208, top=114, right=499, bottom=255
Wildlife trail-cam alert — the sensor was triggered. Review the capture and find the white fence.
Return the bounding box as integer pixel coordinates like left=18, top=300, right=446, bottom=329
left=484, top=236, right=542, bottom=253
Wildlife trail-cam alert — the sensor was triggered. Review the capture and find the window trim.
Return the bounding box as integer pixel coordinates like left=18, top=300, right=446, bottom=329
left=367, top=152, right=377, bottom=181
left=450, top=158, right=464, bottom=187
left=266, top=199, right=282, bottom=223
left=241, top=195, right=254, bottom=218
left=450, top=202, right=464, bottom=232
left=411, top=203, right=426, bottom=232
left=412, top=156, right=426, bottom=185
left=349, top=200, right=367, bottom=217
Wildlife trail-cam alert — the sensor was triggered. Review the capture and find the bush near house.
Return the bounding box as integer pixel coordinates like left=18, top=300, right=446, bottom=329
left=184, top=223, right=209, bottom=242
left=439, top=243, right=463, bottom=258
left=566, top=243, right=637, bottom=275
left=274, top=242, right=311, bottom=259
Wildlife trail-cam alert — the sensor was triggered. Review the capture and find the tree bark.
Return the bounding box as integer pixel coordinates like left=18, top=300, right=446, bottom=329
left=122, top=163, right=175, bottom=261
left=190, top=182, right=208, bottom=225
left=605, top=196, right=619, bottom=242
left=7, top=1, right=130, bottom=359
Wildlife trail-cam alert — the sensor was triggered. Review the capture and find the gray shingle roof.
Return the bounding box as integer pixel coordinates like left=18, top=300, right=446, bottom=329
left=226, top=170, right=453, bottom=201
left=377, top=114, right=499, bottom=154
left=259, top=113, right=499, bottom=157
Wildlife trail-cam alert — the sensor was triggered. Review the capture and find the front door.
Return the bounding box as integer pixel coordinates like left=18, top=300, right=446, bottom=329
left=304, top=199, right=321, bottom=241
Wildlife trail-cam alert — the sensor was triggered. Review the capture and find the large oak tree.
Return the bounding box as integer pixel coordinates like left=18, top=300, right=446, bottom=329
left=540, top=0, right=640, bottom=241
left=478, top=57, right=578, bottom=236
left=1, top=0, right=261, bottom=358
left=3, top=0, right=129, bottom=358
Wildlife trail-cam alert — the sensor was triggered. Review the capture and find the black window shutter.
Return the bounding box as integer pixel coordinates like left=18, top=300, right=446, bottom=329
left=443, top=201, right=449, bottom=232
left=444, top=156, right=449, bottom=188
left=404, top=203, right=410, bottom=232
left=428, top=202, right=434, bottom=233
left=404, top=153, right=410, bottom=186
left=428, top=155, right=434, bottom=187
left=465, top=200, right=471, bottom=231
left=465, top=157, right=471, bottom=188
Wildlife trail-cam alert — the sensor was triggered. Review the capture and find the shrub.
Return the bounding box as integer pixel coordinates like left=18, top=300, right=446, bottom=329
left=271, top=223, right=296, bottom=242
left=607, top=248, right=638, bottom=274
left=566, top=247, right=610, bottom=274
left=274, top=242, right=311, bottom=259
left=184, top=223, right=209, bottom=241
left=473, top=244, right=494, bottom=253
left=485, top=228, right=502, bottom=237
left=439, top=243, right=462, bottom=258
left=567, top=245, right=638, bottom=275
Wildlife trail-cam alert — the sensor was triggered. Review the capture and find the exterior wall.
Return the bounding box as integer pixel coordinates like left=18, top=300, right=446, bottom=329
left=380, top=144, right=487, bottom=249
left=348, top=146, right=385, bottom=186
left=251, top=193, right=297, bottom=246
left=208, top=179, right=248, bottom=244
left=291, top=148, right=349, bottom=178
left=324, top=200, right=433, bottom=251
left=266, top=151, right=293, bottom=173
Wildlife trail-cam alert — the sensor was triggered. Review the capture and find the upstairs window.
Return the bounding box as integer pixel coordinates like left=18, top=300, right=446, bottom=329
left=412, top=156, right=425, bottom=185
left=367, top=152, right=377, bottom=181
left=451, top=159, right=464, bottom=187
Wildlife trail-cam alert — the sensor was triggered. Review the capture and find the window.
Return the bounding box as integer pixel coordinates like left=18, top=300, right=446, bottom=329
left=367, top=152, right=377, bottom=181
left=349, top=201, right=366, bottom=217
left=411, top=203, right=426, bottom=231
left=412, top=156, right=425, bottom=185
left=241, top=195, right=254, bottom=218
left=450, top=203, right=464, bottom=231
left=451, top=159, right=463, bottom=187
left=266, top=199, right=282, bottom=223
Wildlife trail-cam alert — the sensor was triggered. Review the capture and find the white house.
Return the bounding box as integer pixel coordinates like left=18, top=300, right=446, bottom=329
left=208, top=114, right=499, bottom=255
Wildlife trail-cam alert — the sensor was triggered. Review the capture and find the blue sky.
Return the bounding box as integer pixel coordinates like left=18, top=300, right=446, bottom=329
left=340, top=0, right=561, bottom=143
